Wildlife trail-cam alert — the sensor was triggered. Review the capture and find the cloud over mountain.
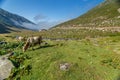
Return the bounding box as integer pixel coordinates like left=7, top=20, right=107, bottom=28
left=33, top=14, right=69, bottom=30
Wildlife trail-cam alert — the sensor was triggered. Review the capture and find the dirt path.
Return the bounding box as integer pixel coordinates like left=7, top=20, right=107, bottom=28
left=55, top=26, right=120, bottom=29
left=0, top=54, right=14, bottom=80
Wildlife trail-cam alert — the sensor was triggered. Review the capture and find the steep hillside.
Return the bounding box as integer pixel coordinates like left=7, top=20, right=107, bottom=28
left=0, top=8, right=35, bottom=33
left=0, top=23, right=17, bottom=33
left=54, top=0, right=120, bottom=28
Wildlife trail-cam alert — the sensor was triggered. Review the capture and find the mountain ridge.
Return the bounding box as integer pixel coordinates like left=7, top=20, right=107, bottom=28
left=53, top=0, right=120, bottom=28
left=0, top=8, right=35, bottom=33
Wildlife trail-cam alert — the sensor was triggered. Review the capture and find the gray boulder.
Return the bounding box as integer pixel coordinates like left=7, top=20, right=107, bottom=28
left=0, top=56, right=14, bottom=80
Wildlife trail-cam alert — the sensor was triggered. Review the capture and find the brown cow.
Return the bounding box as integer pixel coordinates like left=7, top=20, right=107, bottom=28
left=23, top=36, right=42, bottom=52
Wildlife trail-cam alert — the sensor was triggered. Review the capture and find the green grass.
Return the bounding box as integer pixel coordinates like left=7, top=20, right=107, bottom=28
left=40, top=28, right=120, bottom=39
left=2, top=36, right=120, bottom=80
left=1, top=26, right=119, bottom=42
left=1, top=0, right=120, bottom=79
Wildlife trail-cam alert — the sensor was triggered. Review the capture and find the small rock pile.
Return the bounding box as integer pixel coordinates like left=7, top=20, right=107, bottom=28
left=60, top=63, right=70, bottom=71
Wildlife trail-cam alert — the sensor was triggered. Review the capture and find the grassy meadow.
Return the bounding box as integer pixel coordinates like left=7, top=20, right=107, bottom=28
left=0, top=29, right=120, bottom=80
left=8, top=28, right=120, bottom=39
left=0, top=0, right=120, bottom=80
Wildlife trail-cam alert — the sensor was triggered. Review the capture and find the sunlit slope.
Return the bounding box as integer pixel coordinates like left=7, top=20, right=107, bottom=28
left=54, top=0, right=120, bottom=28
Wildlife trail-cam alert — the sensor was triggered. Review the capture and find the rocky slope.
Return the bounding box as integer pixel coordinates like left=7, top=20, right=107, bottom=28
left=54, top=0, right=120, bottom=28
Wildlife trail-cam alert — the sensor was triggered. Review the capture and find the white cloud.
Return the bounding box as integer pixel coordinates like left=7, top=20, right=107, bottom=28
left=10, top=18, right=22, bottom=26
left=32, top=14, right=67, bottom=30
left=22, top=22, right=38, bottom=30
left=11, top=18, right=38, bottom=30
left=37, top=20, right=63, bottom=30
left=33, top=14, right=48, bottom=22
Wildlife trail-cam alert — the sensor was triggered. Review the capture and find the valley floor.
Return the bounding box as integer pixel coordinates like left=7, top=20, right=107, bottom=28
left=2, top=35, right=120, bottom=80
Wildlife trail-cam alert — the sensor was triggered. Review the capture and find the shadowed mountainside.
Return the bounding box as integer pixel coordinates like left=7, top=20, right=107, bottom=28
left=0, top=24, right=21, bottom=34
left=0, top=8, right=35, bottom=33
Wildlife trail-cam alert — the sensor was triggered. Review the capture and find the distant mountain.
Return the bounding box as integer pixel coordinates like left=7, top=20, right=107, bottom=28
left=54, top=0, right=120, bottom=28
left=0, top=8, right=35, bottom=33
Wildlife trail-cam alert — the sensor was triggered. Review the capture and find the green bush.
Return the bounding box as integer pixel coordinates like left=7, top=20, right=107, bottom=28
left=7, top=52, right=31, bottom=80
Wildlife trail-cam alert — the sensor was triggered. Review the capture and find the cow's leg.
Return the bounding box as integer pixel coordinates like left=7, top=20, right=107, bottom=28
left=31, top=44, right=35, bottom=50
left=37, top=40, right=41, bottom=48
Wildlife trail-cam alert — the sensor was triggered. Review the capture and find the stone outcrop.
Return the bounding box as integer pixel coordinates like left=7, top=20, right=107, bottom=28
left=0, top=55, right=14, bottom=80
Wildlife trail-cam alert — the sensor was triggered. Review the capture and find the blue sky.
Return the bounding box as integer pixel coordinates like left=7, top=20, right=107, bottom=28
left=0, top=0, right=104, bottom=29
